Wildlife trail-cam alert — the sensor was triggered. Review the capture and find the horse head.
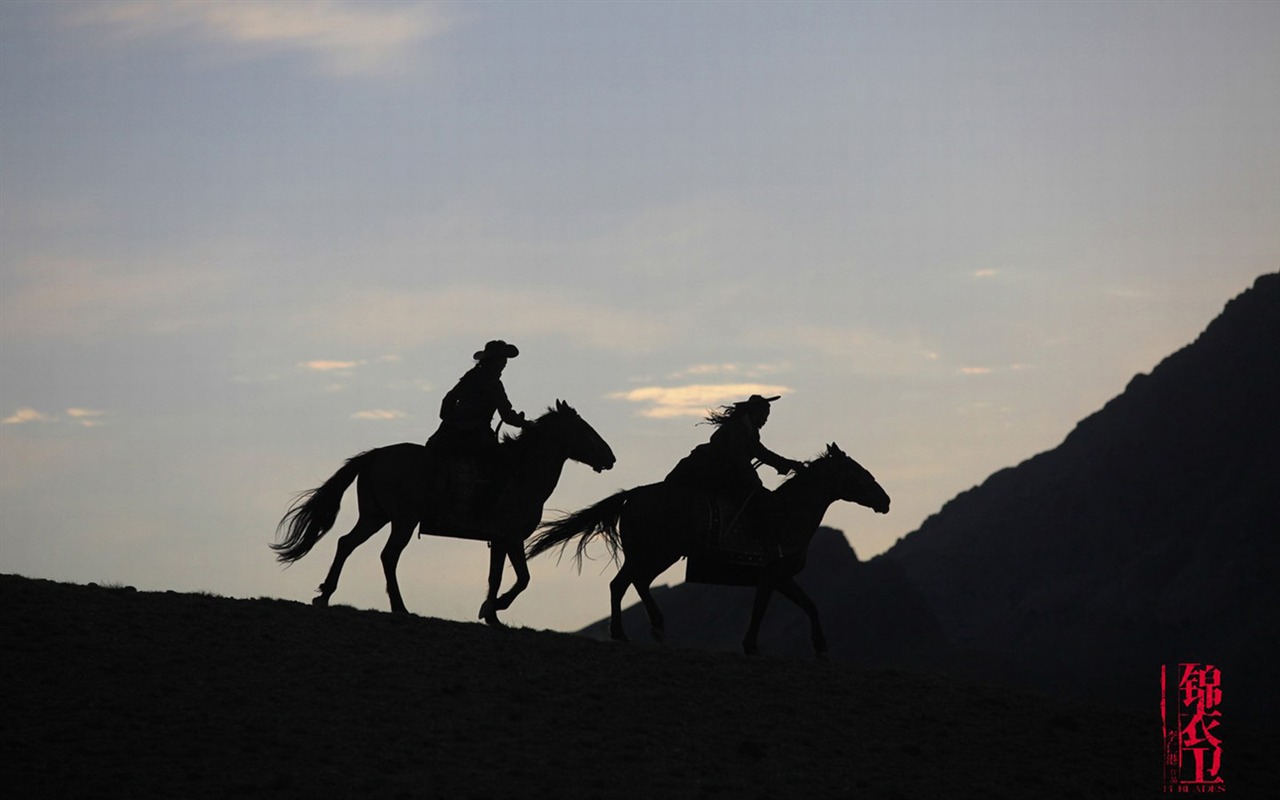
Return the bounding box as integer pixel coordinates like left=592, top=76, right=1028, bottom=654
left=534, top=400, right=616, bottom=473
left=813, top=442, right=890, bottom=514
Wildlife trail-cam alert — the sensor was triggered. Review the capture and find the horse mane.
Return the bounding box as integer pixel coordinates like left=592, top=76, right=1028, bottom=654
left=777, top=443, right=855, bottom=487
left=499, top=404, right=572, bottom=450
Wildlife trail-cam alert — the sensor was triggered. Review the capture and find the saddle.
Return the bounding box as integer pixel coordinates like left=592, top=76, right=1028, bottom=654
left=421, top=455, right=503, bottom=540
left=685, top=492, right=774, bottom=586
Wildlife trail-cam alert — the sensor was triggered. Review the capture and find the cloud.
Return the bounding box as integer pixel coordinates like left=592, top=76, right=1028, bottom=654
left=610, top=384, right=792, bottom=419
left=2, top=408, right=54, bottom=425
left=0, top=259, right=229, bottom=342
left=65, top=408, right=108, bottom=427
left=351, top=409, right=406, bottom=421
left=2, top=407, right=107, bottom=426
left=62, top=0, right=455, bottom=77
left=301, top=360, right=364, bottom=372
left=663, top=363, right=788, bottom=380
left=754, top=325, right=943, bottom=377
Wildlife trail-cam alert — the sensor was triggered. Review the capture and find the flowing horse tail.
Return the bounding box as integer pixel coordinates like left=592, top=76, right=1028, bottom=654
left=271, top=450, right=376, bottom=564
left=527, top=490, right=630, bottom=567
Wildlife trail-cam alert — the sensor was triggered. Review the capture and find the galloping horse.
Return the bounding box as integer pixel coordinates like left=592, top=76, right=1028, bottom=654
left=527, top=443, right=888, bottom=656
left=273, top=401, right=614, bottom=623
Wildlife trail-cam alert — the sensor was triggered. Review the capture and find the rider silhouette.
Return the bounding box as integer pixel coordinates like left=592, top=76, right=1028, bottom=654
left=665, top=394, right=803, bottom=513
left=426, top=340, right=530, bottom=518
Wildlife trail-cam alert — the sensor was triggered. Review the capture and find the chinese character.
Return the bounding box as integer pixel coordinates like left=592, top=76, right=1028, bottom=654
left=1163, top=663, right=1224, bottom=789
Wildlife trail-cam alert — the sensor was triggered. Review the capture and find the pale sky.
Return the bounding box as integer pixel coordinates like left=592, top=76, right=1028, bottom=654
left=2, top=1, right=1276, bottom=631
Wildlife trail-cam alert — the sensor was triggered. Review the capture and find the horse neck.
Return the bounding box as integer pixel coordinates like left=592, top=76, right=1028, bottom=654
left=503, top=426, right=569, bottom=502
left=775, top=467, right=839, bottom=532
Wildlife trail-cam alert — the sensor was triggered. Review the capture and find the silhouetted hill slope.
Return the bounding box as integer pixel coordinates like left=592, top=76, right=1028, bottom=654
left=0, top=574, right=1191, bottom=799
left=884, top=272, right=1280, bottom=711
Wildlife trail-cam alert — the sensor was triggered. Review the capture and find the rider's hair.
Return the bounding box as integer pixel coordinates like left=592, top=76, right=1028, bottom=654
left=702, top=404, right=748, bottom=427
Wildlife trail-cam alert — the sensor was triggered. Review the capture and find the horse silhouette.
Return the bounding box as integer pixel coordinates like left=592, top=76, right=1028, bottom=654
left=527, top=443, right=888, bottom=656
left=273, top=400, right=615, bottom=623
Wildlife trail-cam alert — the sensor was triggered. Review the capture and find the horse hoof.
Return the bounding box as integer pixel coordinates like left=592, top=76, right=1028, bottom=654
left=815, top=650, right=830, bottom=662
left=311, top=596, right=329, bottom=608
left=651, top=627, right=665, bottom=644
left=477, top=601, right=494, bottom=620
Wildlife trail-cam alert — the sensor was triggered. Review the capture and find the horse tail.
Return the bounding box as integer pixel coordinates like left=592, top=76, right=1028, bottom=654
left=271, top=450, right=375, bottom=564
left=527, top=490, right=630, bottom=569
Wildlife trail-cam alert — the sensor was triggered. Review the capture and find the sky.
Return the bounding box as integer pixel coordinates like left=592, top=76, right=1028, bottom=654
left=2, top=0, right=1277, bottom=632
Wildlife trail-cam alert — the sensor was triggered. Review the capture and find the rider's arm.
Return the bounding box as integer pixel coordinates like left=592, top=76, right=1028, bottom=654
left=751, top=441, right=803, bottom=475
left=494, top=383, right=528, bottom=428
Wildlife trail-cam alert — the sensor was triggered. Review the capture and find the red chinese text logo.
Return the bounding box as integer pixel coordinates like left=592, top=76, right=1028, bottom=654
left=1162, top=662, right=1225, bottom=792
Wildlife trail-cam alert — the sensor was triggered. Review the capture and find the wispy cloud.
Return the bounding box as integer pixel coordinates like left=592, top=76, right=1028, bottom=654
left=664, top=363, right=787, bottom=380
left=755, top=325, right=942, bottom=377
left=0, top=259, right=228, bottom=342
left=2, top=408, right=54, bottom=425
left=62, top=1, right=455, bottom=77
left=66, top=408, right=108, bottom=427
left=610, top=384, right=792, bottom=419
left=3, top=407, right=107, bottom=426
left=301, top=360, right=364, bottom=373
left=351, top=409, right=406, bottom=421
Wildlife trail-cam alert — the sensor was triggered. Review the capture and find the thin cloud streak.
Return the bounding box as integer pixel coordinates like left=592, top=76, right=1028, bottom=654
left=611, top=384, right=793, bottom=419
left=351, top=409, right=406, bottom=421
left=0, top=259, right=229, bottom=342
left=301, top=360, right=364, bottom=372
left=61, top=0, right=455, bottom=77
left=3, top=407, right=107, bottom=426
left=2, top=408, right=54, bottom=425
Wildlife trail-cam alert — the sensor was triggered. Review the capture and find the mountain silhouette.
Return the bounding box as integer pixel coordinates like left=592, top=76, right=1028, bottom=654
left=583, top=273, right=1280, bottom=716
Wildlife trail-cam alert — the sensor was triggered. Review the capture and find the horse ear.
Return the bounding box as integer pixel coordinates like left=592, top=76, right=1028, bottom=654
left=555, top=399, right=567, bottom=412
left=830, top=442, right=845, bottom=456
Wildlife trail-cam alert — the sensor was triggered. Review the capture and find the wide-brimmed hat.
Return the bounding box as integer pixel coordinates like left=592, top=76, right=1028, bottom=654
left=474, top=340, right=520, bottom=361
left=736, top=394, right=781, bottom=410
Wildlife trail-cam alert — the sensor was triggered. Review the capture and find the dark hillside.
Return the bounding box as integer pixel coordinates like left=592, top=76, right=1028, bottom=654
left=0, top=574, right=1199, bottom=799
left=886, top=272, right=1280, bottom=712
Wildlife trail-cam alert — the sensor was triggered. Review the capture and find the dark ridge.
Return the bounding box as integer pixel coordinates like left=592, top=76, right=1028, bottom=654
left=2, top=573, right=1182, bottom=799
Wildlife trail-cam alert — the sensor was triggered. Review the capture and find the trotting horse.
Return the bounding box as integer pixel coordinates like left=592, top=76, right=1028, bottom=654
left=526, top=443, right=888, bottom=656
left=272, top=400, right=615, bottom=624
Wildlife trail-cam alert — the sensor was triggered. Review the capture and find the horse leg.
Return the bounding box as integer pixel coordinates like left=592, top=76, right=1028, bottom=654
left=608, top=566, right=632, bottom=642
left=314, top=514, right=385, bottom=608
left=743, top=582, right=775, bottom=656
left=479, top=544, right=506, bottom=627
left=379, top=518, right=415, bottom=616
left=492, top=543, right=530, bottom=612
left=774, top=576, right=828, bottom=659
left=633, top=578, right=667, bottom=643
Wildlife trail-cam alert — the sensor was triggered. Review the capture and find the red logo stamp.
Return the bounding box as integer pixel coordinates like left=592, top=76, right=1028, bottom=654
left=1162, top=663, right=1225, bottom=792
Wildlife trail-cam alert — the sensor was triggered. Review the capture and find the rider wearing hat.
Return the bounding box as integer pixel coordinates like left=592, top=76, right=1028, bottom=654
left=665, top=394, right=803, bottom=510
left=426, top=341, right=530, bottom=523
left=427, top=340, right=530, bottom=460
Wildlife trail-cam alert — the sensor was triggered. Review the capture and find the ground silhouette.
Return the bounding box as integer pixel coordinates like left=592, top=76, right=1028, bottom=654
left=1, top=573, right=1207, bottom=799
